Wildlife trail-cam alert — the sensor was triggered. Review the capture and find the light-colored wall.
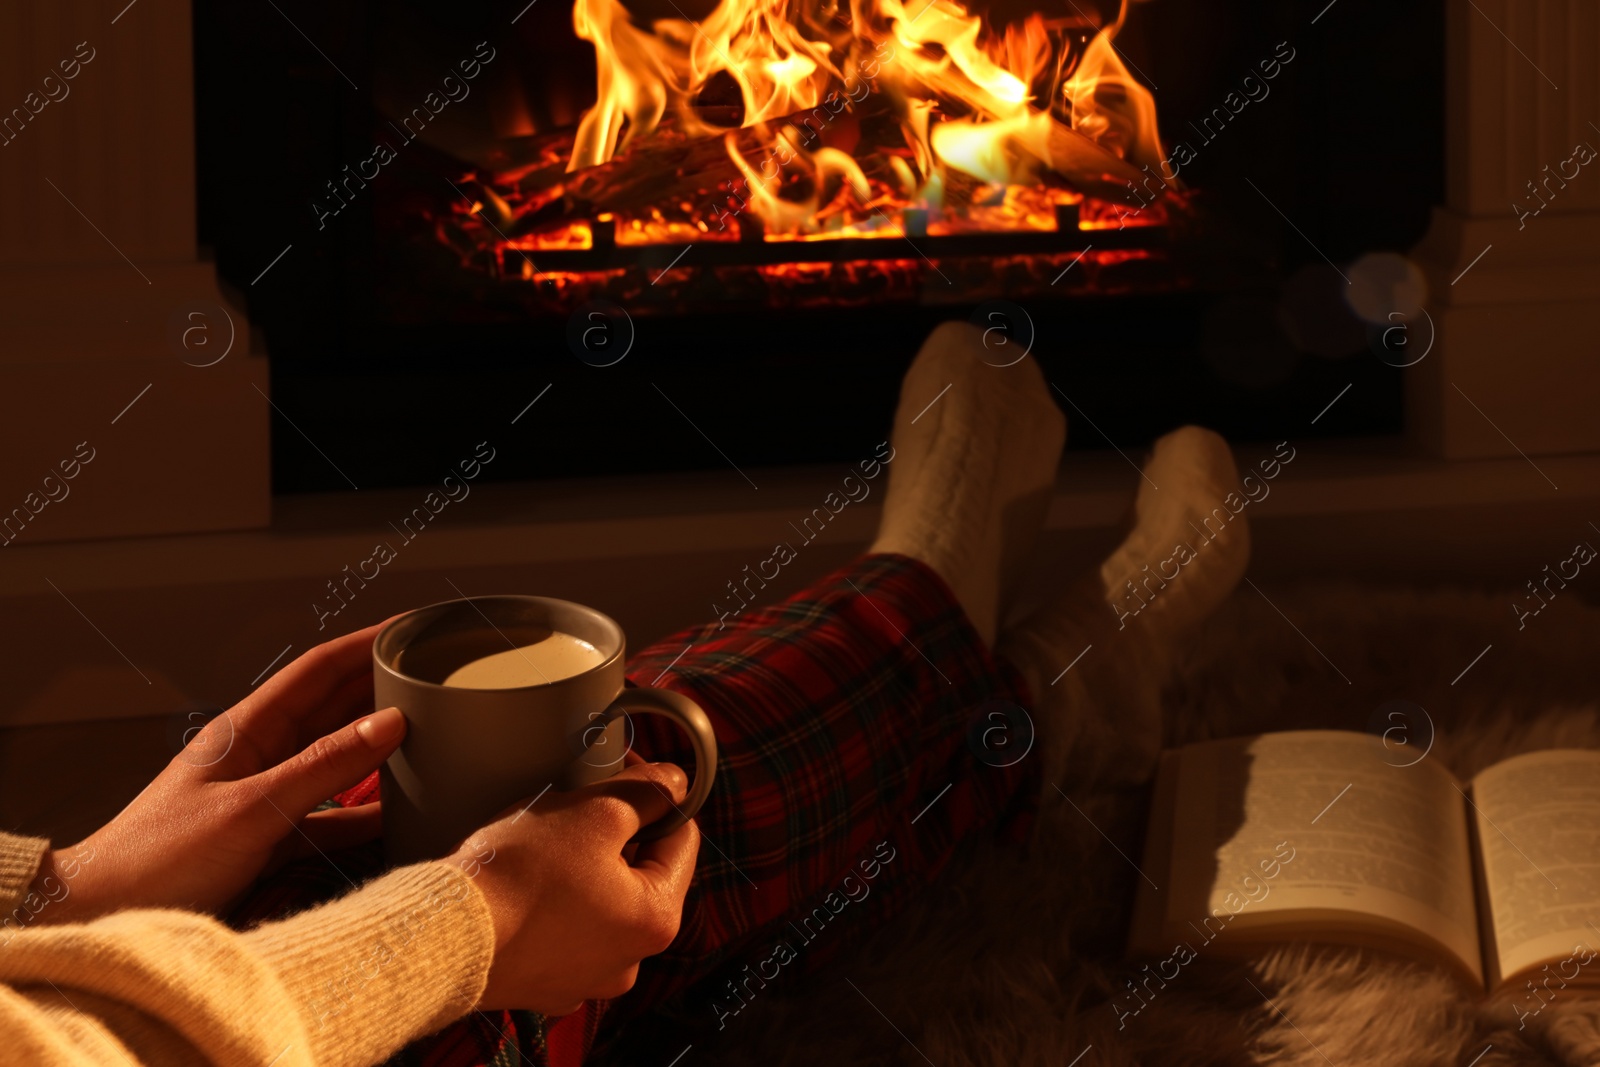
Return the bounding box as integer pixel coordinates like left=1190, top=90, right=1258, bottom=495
left=1410, top=0, right=1600, bottom=458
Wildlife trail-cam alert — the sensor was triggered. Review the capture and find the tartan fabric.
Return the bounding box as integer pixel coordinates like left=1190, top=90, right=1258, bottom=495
left=596, top=552, right=1039, bottom=1058
left=230, top=552, right=1039, bottom=1066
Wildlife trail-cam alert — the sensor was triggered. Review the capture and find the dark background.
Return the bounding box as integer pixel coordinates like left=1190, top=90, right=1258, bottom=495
left=194, top=0, right=1443, bottom=493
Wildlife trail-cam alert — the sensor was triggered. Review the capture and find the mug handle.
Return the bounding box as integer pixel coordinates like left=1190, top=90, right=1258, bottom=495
left=588, top=687, right=717, bottom=841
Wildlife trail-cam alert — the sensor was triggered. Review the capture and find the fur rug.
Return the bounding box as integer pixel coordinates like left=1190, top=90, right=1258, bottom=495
left=690, top=583, right=1600, bottom=1067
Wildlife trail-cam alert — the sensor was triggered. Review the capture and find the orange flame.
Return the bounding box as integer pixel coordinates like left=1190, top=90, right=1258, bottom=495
left=567, top=0, right=1166, bottom=234
left=725, top=126, right=874, bottom=233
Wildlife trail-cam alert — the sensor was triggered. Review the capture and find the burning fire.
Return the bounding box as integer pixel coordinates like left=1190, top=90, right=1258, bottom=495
left=435, top=0, right=1180, bottom=295
left=564, top=0, right=1166, bottom=234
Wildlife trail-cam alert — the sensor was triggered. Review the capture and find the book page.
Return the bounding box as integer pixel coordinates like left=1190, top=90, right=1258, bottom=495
left=1169, top=731, right=1481, bottom=980
left=1470, top=749, right=1600, bottom=986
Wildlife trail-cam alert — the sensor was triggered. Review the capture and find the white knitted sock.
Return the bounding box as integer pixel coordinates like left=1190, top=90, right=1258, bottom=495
left=997, top=425, right=1251, bottom=788
left=869, top=321, right=1066, bottom=645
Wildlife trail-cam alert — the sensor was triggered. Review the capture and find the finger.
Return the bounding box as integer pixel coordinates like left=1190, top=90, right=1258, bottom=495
left=224, top=625, right=386, bottom=775
left=570, top=762, right=690, bottom=844
left=233, top=623, right=387, bottom=736
left=296, top=804, right=384, bottom=855
left=258, top=805, right=383, bottom=880
left=253, top=706, right=407, bottom=820
left=226, top=666, right=378, bottom=778
left=290, top=665, right=377, bottom=753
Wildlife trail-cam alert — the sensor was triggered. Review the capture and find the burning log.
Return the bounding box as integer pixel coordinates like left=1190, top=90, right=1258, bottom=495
left=1043, top=122, right=1151, bottom=204
left=478, top=96, right=884, bottom=236
left=476, top=90, right=1154, bottom=243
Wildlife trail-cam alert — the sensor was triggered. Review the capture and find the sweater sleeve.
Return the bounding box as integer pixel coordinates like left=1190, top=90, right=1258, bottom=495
left=0, top=830, right=51, bottom=915
left=0, top=861, right=495, bottom=1067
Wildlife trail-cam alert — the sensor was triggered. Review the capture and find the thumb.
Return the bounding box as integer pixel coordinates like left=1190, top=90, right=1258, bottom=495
left=254, top=706, right=406, bottom=819
left=576, top=762, right=690, bottom=842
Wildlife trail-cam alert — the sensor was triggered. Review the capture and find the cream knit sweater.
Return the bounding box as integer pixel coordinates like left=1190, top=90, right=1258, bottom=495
left=0, top=831, right=495, bottom=1066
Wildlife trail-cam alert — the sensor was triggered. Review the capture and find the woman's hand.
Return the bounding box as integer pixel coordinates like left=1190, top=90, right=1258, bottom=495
left=447, top=759, right=700, bottom=1015
left=31, top=623, right=405, bottom=923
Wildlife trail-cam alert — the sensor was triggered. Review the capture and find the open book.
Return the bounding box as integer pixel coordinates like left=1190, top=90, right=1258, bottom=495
left=1129, top=731, right=1600, bottom=1011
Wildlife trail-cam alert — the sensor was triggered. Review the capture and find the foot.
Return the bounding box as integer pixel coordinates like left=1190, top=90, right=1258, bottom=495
left=869, top=321, right=1067, bottom=645
left=996, top=425, right=1251, bottom=788
left=1098, top=426, right=1253, bottom=647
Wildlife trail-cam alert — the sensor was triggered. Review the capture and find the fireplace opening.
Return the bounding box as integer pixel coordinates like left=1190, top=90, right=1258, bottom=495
left=194, top=0, right=1442, bottom=493
left=422, top=0, right=1187, bottom=315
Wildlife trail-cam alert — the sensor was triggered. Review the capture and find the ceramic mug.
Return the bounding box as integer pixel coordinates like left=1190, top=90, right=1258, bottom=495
left=374, top=595, right=717, bottom=865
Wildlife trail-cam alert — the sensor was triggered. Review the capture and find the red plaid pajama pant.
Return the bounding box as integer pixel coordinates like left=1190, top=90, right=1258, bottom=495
left=232, top=553, right=1040, bottom=1066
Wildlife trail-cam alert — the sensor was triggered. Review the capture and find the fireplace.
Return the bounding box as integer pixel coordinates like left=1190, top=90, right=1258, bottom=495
left=0, top=0, right=1596, bottom=776
left=190, top=0, right=1450, bottom=493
